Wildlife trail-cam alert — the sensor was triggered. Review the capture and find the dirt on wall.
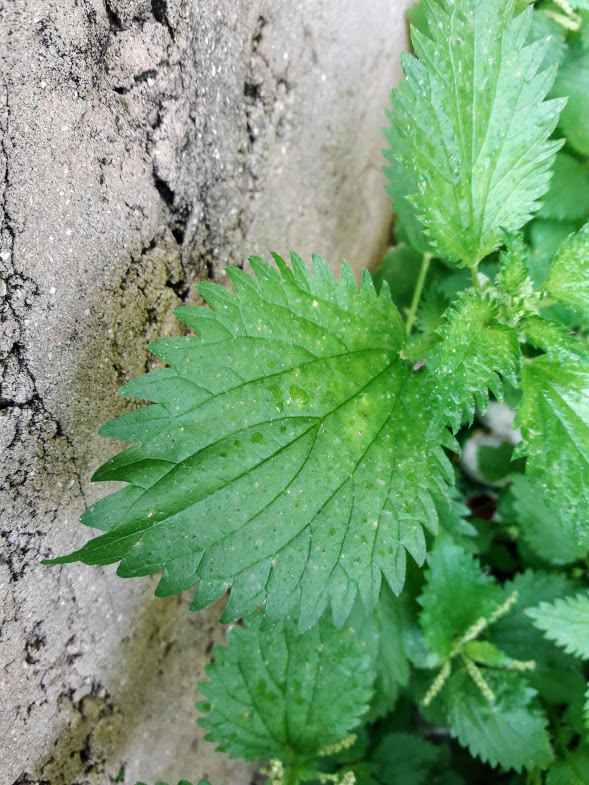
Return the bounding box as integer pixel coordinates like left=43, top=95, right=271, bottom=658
left=0, top=1, right=409, bottom=782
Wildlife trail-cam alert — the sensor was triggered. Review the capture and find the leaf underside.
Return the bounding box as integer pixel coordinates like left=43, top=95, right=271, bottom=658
left=47, top=254, right=454, bottom=631
left=197, top=611, right=373, bottom=764
left=390, top=0, right=564, bottom=266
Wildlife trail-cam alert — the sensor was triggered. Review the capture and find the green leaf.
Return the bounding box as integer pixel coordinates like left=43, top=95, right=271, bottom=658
left=544, top=220, right=589, bottom=321
left=426, top=291, right=520, bottom=435
left=550, top=41, right=589, bottom=156
left=390, top=0, right=564, bottom=266
left=47, top=255, right=456, bottom=630
left=538, top=153, right=589, bottom=223
left=369, top=732, right=440, bottom=785
left=527, top=593, right=589, bottom=659
left=515, top=353, right=589, bottom=535
left=382, top=124, right=433, bottom=255
left=585, top=683, right=589, bottom=739
left=522, top=316, right=588, bottom=360
left=444, top=669, right=553, bottom=772
left=489, top=570, right=579, bottom=674
left=436, top=492, right=478, bottom=553
left=418, top=539, right=503, bottom=659
left=463, top=640, right=511, bottom=667
left=406, top=2, right=431, bottom=37
left=371, top=244, right=423, bottom=312
left=546, top=744, right=589, bottom=785
left=509, top=474, right=588, bottom=565
left=197, top=611, right=373, bottom=764
left=528, top=219, right=578, bottom=287
left=527, top=10, right=567, bottom=72
left=349, top=583, right=412, bottom=718
left=417, top=281, right=450, bottom=335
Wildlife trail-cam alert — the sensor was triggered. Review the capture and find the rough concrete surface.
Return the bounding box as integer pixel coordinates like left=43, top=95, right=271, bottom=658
left=0, top=1, right=410, bottom=782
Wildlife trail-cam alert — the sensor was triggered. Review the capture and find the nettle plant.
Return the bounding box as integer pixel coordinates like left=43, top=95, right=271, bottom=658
left=47, top=0, right=589, bottom=783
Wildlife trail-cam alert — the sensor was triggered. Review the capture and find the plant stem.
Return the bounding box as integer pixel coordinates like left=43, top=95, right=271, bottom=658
left=406, top=251, right=432, bottom=335
left=471, top=262, right=480, bottom=290
left=284, top=766, right=301, bottom=785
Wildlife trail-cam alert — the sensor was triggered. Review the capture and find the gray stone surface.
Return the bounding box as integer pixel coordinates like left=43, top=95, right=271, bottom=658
left=0, top=1, right=410, bottom=782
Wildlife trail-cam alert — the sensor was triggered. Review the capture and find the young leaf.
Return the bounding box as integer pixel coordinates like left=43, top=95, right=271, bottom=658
left=418, top=539, right=503, bottom=659
left=550, top=41, right=589, bottom=156
left=444, top=669, right=553, bottom=772
left=197, top=611, right=373, bottom=765
left=390, top=0, right=564, bottom=266
left=527, top=593, right=589, bottom=659
left=515, top=353, right=589, bottom=536
left=543, top=220, right=589, bottom=321
left=46, top=254, right=454, bottom=631
left=426, top=291, right=520, bottom=435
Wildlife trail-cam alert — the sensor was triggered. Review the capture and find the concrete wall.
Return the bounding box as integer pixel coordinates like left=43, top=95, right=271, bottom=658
left=0, top=1, right=410, bottom=782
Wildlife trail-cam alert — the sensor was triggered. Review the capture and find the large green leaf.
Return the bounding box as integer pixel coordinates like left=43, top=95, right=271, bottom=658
left=46, top=254, right=454, bottom=630
left=544, top=220, right=589, bottom=322
left=515, top=353, right=589, bottom=536
left=527, top=593, right=589, bottom=659
left=390, top=0, right=564, bottom=266
left=426, top=291, right=520, bottom=436
left=444, top=669, right=553, bottom=772
left=197, top=611, right=373, bottom=765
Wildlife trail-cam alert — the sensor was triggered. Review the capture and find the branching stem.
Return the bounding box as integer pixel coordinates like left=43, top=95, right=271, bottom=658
left=406, top=252, right=432, bottom=335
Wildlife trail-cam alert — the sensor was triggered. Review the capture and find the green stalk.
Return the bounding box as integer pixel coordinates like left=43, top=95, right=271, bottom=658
left=406, top=251, right=432, bottom=335
left=284, top=766, right=301, bottom=785
left=471, top=262, right=480, bottom=290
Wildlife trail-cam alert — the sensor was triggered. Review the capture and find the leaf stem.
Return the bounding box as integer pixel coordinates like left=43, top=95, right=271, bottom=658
left=406, top=251, right=432, bottom=335
left=471, top=262, right=480, bottom=290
